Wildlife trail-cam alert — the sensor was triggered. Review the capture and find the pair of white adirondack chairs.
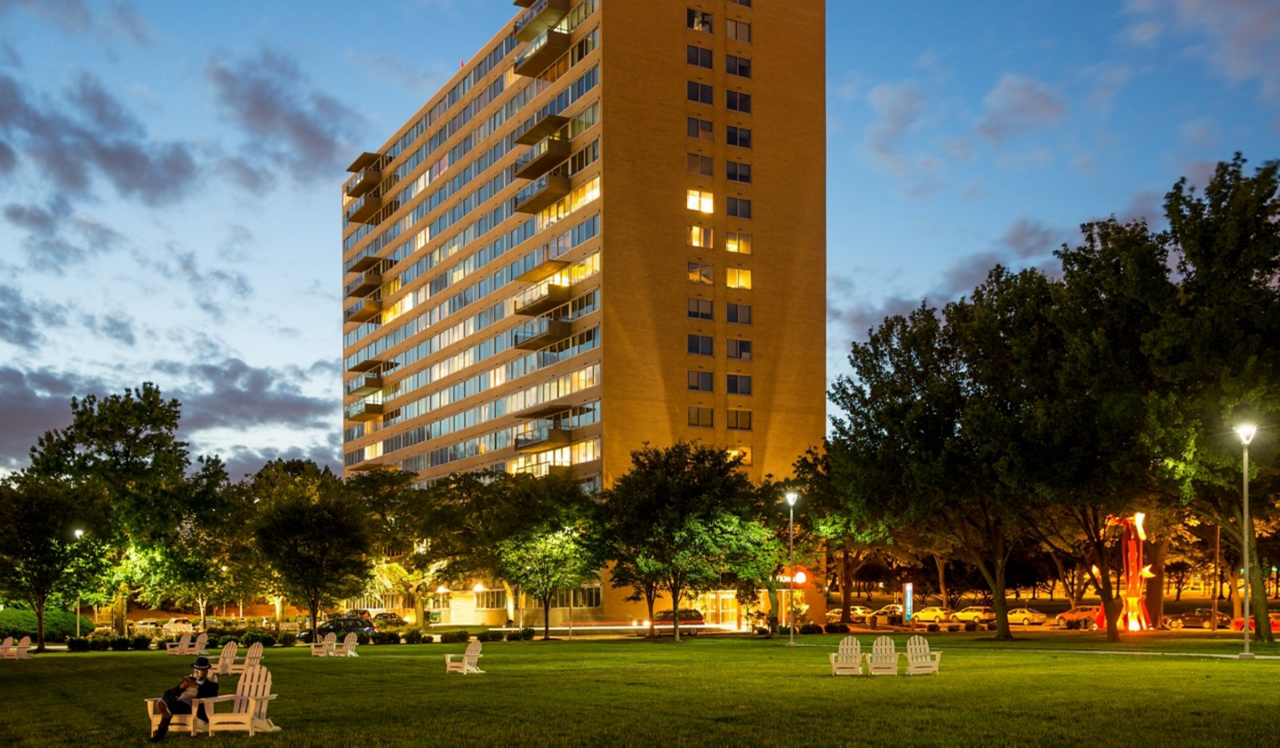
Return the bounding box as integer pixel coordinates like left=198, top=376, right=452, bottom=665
left=211, top=641, right=265, bottom=676
left=1, top=636, right=32, bottom=660
left=309, top=632, right=360, bottom=657
left=145, top=664, right=281, bottom=738
left=164, top=633, right=208, bottom=657
left=829, top=635, right=941, bottom=676
left=445, top=640, right=484, bottom=674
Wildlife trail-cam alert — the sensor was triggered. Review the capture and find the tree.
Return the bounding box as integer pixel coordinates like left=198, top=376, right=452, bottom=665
left=0, top=474, right=110, bottom=651
left=497, top=527, right=594, bottom=639
left=250, top=460, right=372, bottom=641
left=599, top=442, right=769, bottom=641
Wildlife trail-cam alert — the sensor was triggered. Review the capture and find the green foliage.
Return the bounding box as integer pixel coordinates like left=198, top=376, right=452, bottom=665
left=372, top=631, right=400, bottom=644
left=476, top=630, right=504, bottom=642
left=402, top=628, right=425, bottom=644
left=131, top=636, right=151, bottom=651
left=278, top=633, right=297, bottom=647
left=108, top=636, right=131, bottom=651
left=65, top=637, right=90, bottom=652
left=0, top=608, right=94, bottom=641
left=438, top=630, right=470, bottom=644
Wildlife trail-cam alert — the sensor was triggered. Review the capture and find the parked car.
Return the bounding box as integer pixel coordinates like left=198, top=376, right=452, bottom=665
left=1231, top=612, right=1280, bottom=632
left=651, top=608, right=705, bottom=635
left=297, top=616, right=376, bottom=643
left=1168, top=608, right=1234, bottom=630
left=1055, top=606, right=1101, bottom=629
left=130, top=619, right=163, bottom=637
left=825, top=606, right=874, bottom=623
left=871, top=604, right=904, bottom=619
left=951, top=606, right=996, bottom=624
left=1008, top=607, right=1048, bottom=626
left=163, top=618, right=195, bottom=636
left=911, top=606, right=951, bottom=624
left=373, top=612, right=407, bottom=627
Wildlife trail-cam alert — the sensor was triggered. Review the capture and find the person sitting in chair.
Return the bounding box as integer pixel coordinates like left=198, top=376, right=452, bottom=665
left=149, top=656, right=219, bottom=741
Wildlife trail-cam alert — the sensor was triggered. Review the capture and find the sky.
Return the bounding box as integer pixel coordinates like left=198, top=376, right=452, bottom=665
left=1, top=0, right=1277, bottom=480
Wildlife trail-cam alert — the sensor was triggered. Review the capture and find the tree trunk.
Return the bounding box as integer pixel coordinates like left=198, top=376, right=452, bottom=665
left=542, top=596, right=552, bottom=640
left=839, top=538, right=854, bottom=621
left=933, top=554, right=949, bottom=612
left=35, top=598, right=47, bottom=652
left=308, top=595, right=321, bottom=643
left=1143, top=536, right=1170, bottom=629
left=645, top=592, right=656, bottom=637
left=1249, top=543, right=1274, bottom=643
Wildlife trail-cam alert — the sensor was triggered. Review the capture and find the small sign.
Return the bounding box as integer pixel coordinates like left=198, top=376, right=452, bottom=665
left=903, top=583, right=914, bottom=621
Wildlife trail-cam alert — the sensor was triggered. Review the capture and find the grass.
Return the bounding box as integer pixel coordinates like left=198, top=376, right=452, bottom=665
left=2, top=632, right=1278, bottom=746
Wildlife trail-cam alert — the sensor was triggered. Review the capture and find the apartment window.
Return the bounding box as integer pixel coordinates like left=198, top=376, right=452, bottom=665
left=688, top=406, right=714, bottom=428
left=727, top=125, right=752, bottom=148
left=688, top=81, right=713, bottom=105
left=726, top=232, right=752, bottom=254
left=727, top=408, right=753, bottom=430
left=687, top=262, right=713, bottom=284
left=727, top=90, right=752, bottom=113
left=475, top=590, right=508, bottom=609
left=689, top=225, right=713, bottom=248
left=727, top=374, right=752, bottom=395
left=727, top=268, right=752, bottom=289
left=687, top=334, right=713, bottom=356
left=687, top=153, right=713, bottom=177
left=687, top=117, right=713, bottom=140
left=687, top=189, right=714, bottom=213
left=688, top=9, right=713, bottom=32
left=687, top=298, right=713, bottom=319
left=728, top=446, right=753, bottom=465
left=727, top=302, right=752, bottom=324
left=727, top=19, right=752, bottom=42
left=687, top=45, right=713, bottom=69
left=727, top=338, right=752, bottom=360
left=552, top=586, right=602, bottom=608
left=727, top=197, right=752, bottom=218
left=688, top=371, right=714, bottom=392
left=727, top=161, right=752, bottom=183
left=727, top=54, right=752, bottom=78
left=728, top=0, right=751, bottom=6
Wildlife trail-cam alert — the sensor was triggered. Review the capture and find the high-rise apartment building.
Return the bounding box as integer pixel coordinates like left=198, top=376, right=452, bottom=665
left=341, top=0, right=825, bottom=625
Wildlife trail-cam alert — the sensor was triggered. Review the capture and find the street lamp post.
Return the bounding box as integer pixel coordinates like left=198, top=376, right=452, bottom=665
left=1235, top=423, right=1256, bottom=660
left=73, top=529, right=84, bottom=639
left=785, top=491, right=799, bottom=647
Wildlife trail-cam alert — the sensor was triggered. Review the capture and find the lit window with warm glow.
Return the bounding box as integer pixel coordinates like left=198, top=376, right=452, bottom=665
left=688, top=262, right=713, bottom=284
left=687, top=189, right=714, bottom=213
left=726, top=232, right=752, bottom=254
left=727, top=268, right=752, bottom=289
left=690, top=225, right=713, bottom=248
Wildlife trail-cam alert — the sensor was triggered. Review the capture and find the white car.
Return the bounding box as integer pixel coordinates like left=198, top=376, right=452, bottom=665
left=164, top=618, right=195, bottom=636
left=911, top=606, right=951, bottom=624
left=1009, top=607, right=1048, bottom=625
left=951, top=606, right=996, bottom=624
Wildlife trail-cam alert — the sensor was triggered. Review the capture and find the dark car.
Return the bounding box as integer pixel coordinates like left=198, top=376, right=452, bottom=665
left=373, top=612, right=407, bottom=627
left=1169, top=608, right=1233, bottom=630
left=651, top=608, right=705, bottom=635
left=298, top=616, right=376, bottom=643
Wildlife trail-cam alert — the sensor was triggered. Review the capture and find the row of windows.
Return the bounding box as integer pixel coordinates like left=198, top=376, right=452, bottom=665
left=686, top=46, right=752, bottom=79
left=686, top=118, right=754, bottom=150
left=687, top=154, right=751, bottom=184
left=687, top=263, right=752, bottom=289
left=687, top=10, right=752, bottom=42
left=688, top=407, right=753, bottom=430
left=687, top=335, right=752, bottom=360
left=689, top=227, right=751, bottom=254
left=687, top=298, right=752, bottom=324
left=687, top=82, right=753, bottom=113
left=688, top=372, right=753, bottom=395
left=686, top=190, right=751, bottom=218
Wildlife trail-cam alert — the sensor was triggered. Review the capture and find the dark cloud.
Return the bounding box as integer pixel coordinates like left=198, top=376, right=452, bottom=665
left=215, top=155, right=277, bottom=192
left=0, top=285, right=56, bottom=350
left=0, top=0, right=92, bottom=32
left=207, top=49, right=360, bottom=184
left=155, top=357, right=336, bottom=434
left=215, top=439, right=343, bottom=482
left=0, top=140, right=15, bottom=173
left=975, top=74, right=1066, bottom=145
left=0, top=0, right=149, bottom=45
left=862, top=81, right=929, bottom=172
left=106, top=1, right=150, bottom=46
left=0, top=365, right=105, bottom=471
left=1000, top=218, right=1069, bottom=259
left=2, top=196, right=125, bottom=269
left=154, top=249, right=253, bottom=320
left=0, top=41, right=19, bottom=68
left=81, top=311, right=137, bottom=347
left=0, top=71, right=200, bottom=207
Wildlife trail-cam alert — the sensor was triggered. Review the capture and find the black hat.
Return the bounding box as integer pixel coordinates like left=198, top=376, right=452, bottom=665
left=192, top=657, right=212, bottom=670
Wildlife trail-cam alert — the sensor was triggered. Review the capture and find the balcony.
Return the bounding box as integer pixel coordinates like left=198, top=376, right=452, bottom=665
left=345, top=270, right=382, bottom=298
left=345, top=165, right=381, bottom=198
left=345, top=297, right=382, bottom=324
left=514, top=283, right=571, bottom=316
left=512, top=318, right=571, bottom=350
left=514, top=29, right=570, bottom=77
left=347, top=357, right=386, bottom=373
left=348, top=253, right=381, bottom=273
left=514, top=247, right=569, bottom=283
left=514, top=112, right=570, bottom=145
left=514, top=174, right=570, bottom=214
left=346, top=401, right=384, bottom=422
left=514, top=425, right=572, bottom=453
left=346, top=372, right=383, bottom=397
left=513, top=0, right=569, bottom=43
left=512, top=0, right=535, bottom=6
left=345, top=192, right=381, bottom=224
left=514, top=135, right=570, bottom=180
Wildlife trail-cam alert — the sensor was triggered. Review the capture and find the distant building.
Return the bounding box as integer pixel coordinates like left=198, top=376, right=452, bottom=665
left=341, top=0, right=826, bottom=629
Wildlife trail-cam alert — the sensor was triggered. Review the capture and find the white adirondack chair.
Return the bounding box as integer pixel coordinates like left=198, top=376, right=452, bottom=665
left=903, top=635, right=941, bottom=675
left=198, top=665, right=281, bottom=736
left=309, top=632, right=336, bottom=657
left=829, top=636, right=863, bottom=676
left=0, top=636, right=13, bottom=659
left=3, top=636, right=33, bottom=660
left=210, top=642, right=239, bottom=677
left=331, top=632, right=359, bottom=657
left=191, top=632, right=209, bottom=655
left=864, top=635, right=899, bottom=676
left=144, top=672, right=218, bottom=738
left=229, top=642, right=265, bottom=676
left=445, top=640, right=484, bottom=674
left=165, top=633, right=192, bottom=656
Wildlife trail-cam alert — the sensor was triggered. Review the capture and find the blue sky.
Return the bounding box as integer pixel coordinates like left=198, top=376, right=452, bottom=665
left=1, top=0, right=1277, bottom=478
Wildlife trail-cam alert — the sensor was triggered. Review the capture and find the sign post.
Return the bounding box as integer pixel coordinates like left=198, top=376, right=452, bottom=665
left=903, top=583, right=914, bottom=622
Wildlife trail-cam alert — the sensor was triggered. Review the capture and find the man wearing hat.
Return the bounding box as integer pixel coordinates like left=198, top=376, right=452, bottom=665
left=149, top=656, right=220, bottom=741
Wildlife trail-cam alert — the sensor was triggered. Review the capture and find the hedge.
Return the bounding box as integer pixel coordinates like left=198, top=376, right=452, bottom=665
left=0, top=609, right=95, bottom=641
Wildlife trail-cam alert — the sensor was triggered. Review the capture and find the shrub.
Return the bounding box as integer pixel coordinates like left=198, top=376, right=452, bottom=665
left=89, top=636, right=111, bottom=651
left=66, top=637, right=91, bottom=652
left=947, top=623, right=961, bottom=632
left=799, top=623, right=824, bottom=635
left=258, top=634, right=277, bottom=648
left=373, top=631, right=400, bottom=645
left=823, top=622, right=849, bottom=634
left=777, top=625, right=793, bottom=636
left=439, top=630, right=471, bottom=644
left=519, top=627, right=535, bottom=641
left=753, top=626, right=771, bottom=636
left=241, top=632, right=262, bottom=646
left=217, top=635, right=237, bottom=648
left=403, top=628, right=424, bottom=644
left=964, top=621, right=978, bottom=632
left=0, top=608, right=95, bottom=641
left=926, top=623, right=941, bottom=633
left=109, top=636, right=132, bottom=651
left=132, top=636, right=152, bottom=651
left=278, top=633, right=297, bottom=647
left=476, top=630, right=504, bottom=642
left=505, top=630, right=522, bottom=642
left=355, top=632, right=371, bottom=646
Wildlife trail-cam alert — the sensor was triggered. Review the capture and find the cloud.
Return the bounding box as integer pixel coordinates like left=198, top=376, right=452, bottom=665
left=153, top=248, right=253, bottom=320
left=0, top=0, right=92, bottom=33
left=0, top=71, right=200, bottom=207
left=1000, top=218, right=1068, bottom=259
left=1179, top=117, right=1219, bottom=149
left=215, top=439, right=343, bottom=482
left=207, top=49, right=361, bottom=184
left=0, top=0, right=149, bottom=44
left=81, top=311, right=137, bottom=346
left=159, top=356, right=337, bottom=434
left=2, top=195, right=126, bottom=269
left=0, top=284, right=64, bottom=350
left=862, top=81, right=929, bottom=172
left=975, top=74, right=1067, bottom=145
left=0, top=365, right=106, bottom=470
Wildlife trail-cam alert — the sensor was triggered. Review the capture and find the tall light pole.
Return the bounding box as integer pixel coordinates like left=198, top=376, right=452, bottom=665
left=73, top=529, right=84, bottom=639
left=785, top=491, right=799, bottom=647
left=1235, top=423, right=1256, bottom=660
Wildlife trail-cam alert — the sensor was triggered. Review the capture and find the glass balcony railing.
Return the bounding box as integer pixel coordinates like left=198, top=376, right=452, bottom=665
left=512, top=317, right=570, bottom=349
left=514, top=173, right=570, bottom=214
left=513, top=0, right=569, bottom=42
left=513, top=282, right=571, bottom=316
left=514, top=29, right=570, bottom=77
left=514, top=135, right=570, bottom=180
left=346, top=401, right=384, bottom=422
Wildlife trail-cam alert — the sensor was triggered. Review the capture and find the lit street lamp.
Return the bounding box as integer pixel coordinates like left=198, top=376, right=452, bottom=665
left=73, top=529, right=84, bottom=639
left=785, top=491, right=799, bottom=647
left=1235, top=423, right=1256, bottom=660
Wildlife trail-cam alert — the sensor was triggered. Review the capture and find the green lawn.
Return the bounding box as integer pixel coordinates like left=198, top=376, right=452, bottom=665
left=2, top=633, right=1278, bottom=746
